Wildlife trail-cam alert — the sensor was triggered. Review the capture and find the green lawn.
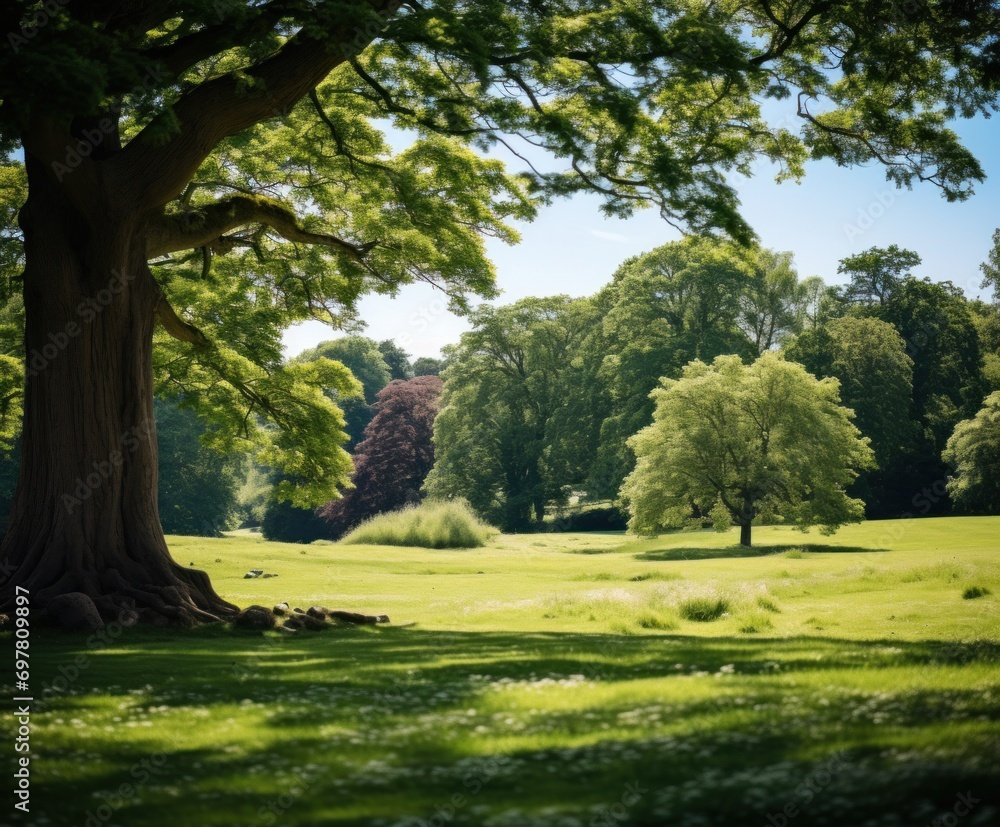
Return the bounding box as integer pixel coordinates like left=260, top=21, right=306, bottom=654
left=8, top=517, right=1000, bottom=826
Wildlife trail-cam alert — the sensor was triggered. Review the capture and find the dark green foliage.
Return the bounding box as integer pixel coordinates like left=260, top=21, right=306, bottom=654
left=378, top=340, right=414, bottom=381
left=412, top=357, right=446, bottom=377
left=426, top=297, right=602, bottom=531
left=155, top=399, right=244, bottom=537
left=261, top=495, right=329, bottom=544
left=555, top=506, right=629, bottom=533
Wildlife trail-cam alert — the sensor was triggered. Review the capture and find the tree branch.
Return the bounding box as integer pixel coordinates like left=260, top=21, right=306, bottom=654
left=154, top=290, right=209, bottom=346
left=146, top=193, right=376, bottom=260
left=116, top=1, right=402, bottom=210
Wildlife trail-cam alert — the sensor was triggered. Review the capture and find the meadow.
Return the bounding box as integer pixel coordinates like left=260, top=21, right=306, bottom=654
left=11, top=516, right=1000, bottom=826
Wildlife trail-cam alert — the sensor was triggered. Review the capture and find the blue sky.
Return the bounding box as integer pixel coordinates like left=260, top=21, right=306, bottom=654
left=282, top=112, right=1000, bottom=360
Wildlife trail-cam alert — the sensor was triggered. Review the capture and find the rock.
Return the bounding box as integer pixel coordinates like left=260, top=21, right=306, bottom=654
left=376, top=615, right=390, bottom=624
left=306, top=606, right=326, bottom=619
left=243, top=569, right=264, bottom=579
left=0, top=613, right=10, bottom=631
left=272, top=602, right=289, bottom=616
left=47, top=593, right=104, bottom=632
left=117, top=609, right=140, bottom=628
left=234, top=605, right=276, bottom=630
left=262, top=573, right=278, bottom=578
left=328, top=610, right=380, bottom=625
left=283, top=616, right=305, bottom=630
left=301, top=614, right=327, bottom=631
left=293, top=607, right=306, bottom=614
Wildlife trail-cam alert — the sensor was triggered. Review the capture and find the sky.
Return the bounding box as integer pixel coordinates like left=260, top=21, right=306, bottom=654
left=281, top=111, right=1000, bottom=361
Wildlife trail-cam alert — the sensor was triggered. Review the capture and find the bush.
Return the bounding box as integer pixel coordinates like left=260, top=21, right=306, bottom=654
left=340, top=500, right=497, bottom=549
left=738, top=611, right=774, bottom=634
left=678, top=595, right=731, bottom=622
left=555, top=506, right=629, bottom=532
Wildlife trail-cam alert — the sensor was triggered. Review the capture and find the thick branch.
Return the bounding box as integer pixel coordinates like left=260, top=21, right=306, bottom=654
left=155, top=292, right=209, bottom=346
left=140, top=2, right=294, bottom=80
left=116, top=2, right=401, bottom=210
left=146, top=194, right=375, bottom=259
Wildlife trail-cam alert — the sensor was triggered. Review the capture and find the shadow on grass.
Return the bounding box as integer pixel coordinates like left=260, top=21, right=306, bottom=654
left=633, top=543, right=890, bottom=561
left=13, top=624, right=1000, bottom=827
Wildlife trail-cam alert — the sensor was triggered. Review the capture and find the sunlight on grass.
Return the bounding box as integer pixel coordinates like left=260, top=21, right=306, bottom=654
left=11, top=516, right=1000, bottom=826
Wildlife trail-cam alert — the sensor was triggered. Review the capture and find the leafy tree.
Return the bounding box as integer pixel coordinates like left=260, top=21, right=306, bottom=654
left=260, top=498, right=329, bottom=545
left=321, top=376, right=443, bottom=538
left=1, top=1, right=997, bottom=621
left=837, top=245, right=922, bottom=307
left=785, top=316, right=916, bottom=516
left=624, top=353, right=874, bottom=547
left=378, top=340, right=414, bottom=381
left=970, top=300, right=1000, bottom=392
left=296, top=336, right=392, bottom=447
left=943, top=392, right=1000, bottom=515
left=590, top=237, right=758, bottom=496
left=426, top=297, right=600, bottom=531
left=981, top=228, right=1000, bottom=301
left=738, top=249, right=810, bottom=355
left=412, top=356, right=446, bottom=377
left=155, top=399, right=243, bottom=536
left=875, top=279, right=986, bottom=453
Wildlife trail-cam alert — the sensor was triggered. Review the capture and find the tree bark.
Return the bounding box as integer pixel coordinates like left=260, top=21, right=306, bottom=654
left=0, top=155, right=237, bottom=625
left=739, top=521, right=752, bottom=547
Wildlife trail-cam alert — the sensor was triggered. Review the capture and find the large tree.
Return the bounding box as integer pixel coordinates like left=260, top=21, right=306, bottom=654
left=623, top=353, right=874, bottom=547
left=589, top=237, right=759, bottom=496
left=1, top=1, right=998, bottom=622
left=785, top=315, right=916, bottom=516
left=425, top=296, right=600, bottom=531
left=943, top=391, right=1000, bottom=515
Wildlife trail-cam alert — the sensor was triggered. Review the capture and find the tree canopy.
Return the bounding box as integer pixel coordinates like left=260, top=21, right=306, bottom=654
left=425, top=296, right=600, bottom=531
left=623, top=352, right=874, bottom=546
left=321, top=375, right=442, bottom=538
left=944, top=391, right=1000, bottom=514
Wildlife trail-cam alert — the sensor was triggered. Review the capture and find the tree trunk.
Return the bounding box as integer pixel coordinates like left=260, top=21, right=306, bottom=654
left=0, top=156, right=237, bottom=625
left=739, top=521, right=752, bottom=548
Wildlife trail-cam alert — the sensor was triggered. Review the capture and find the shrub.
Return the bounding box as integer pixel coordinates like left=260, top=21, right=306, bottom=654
left=962, top=585, right=992, bottom=600
left=738, top=611, right=774, bottom=634
left=340, top=500, right=496, bottom=549
left=636, top=611, right=679, bottom=631
left=756, top=596, right=781, bottom=613
left=784, top=548, right=806, bottom=559
left=678, top=595, right=730, bottom=622
left=555, top=506, right=629, bottom=532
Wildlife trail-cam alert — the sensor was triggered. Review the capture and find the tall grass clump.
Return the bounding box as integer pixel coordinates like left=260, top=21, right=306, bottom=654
left=678, top=595, right=731, bottom=622
left=340, top=500, right=496, bottom=549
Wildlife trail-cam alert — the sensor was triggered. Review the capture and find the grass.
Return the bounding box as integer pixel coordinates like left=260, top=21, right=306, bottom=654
left=964, top=585, right=993, bottom=600
left=339, top=499, right=496, bottom=548
left=7, top=516, right=1000, bottom=826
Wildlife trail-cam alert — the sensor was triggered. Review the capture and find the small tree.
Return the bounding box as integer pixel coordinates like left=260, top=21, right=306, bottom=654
left=623, top=353, right=874, bottom=546
left=321, top=376, right=443, bottom=537
left=943, top=392, right=1000, bottom=515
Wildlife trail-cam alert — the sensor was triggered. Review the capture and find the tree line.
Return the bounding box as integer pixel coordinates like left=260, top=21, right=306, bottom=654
left=8, top=235, right=992, bottom=542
